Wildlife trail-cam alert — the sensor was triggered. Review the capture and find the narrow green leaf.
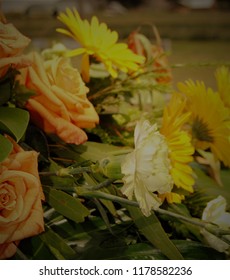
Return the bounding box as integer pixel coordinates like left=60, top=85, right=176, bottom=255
left=127, top=205, right=184, bottom=260
left=0, top=107, right=29, bottom=141
left=0, top=134, right=13, bottom=162
left=46, top=245, right=66, bottom=260
left=43, top=187, right=90, bottom=223
left=40, top=227, right=76, bottom=259
left=76, top=141, right=131, bottom=163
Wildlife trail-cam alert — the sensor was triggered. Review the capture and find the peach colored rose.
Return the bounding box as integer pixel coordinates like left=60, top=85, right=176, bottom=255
left=0, top=136, right=44, bottom=259
left=0, top=242, right=18, bottom=260
left=0, top=17, right=31, bottom=77
left=18, top=52, right=99, bottom=145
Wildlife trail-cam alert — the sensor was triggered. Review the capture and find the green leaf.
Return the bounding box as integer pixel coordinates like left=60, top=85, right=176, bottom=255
left=43, top=187, right=90, bottom=223
left=220, top=169, right=230, bottom=192
left=0, top=80, right=11, bottom=105
left=25, top=125, right=49, bottom=159
left=127, top=205, right=184, bottom=260
left=77, top=231, right=167, bottom=260
left=0, top=134, right=13, bottom=162
left=189, top=166, right=230, bottom=212
left=50, top=214, right=110, bottom=242
left=127, top=240, right=225, bottom=260
left=130, top=240, right=225, bottom=259
left=173, top=240, right=226, bottom=260
left=0, top=107, right=29, bottom=141
left=40, top=227, right=76, bottom=259
left=0, top=67, right=19, bottom=105
left=76, top=141, right=132, bottom=163
left=76, top=240, right=225, bottom=260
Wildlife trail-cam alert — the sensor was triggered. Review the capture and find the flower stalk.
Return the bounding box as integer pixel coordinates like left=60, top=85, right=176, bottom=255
left=79, top=188, right=230, bottom=238
left=39, top=166, right=93, bottom=177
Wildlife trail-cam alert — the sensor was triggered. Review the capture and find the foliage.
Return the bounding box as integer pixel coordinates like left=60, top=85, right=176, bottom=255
left=1, top=8, right=230, bottom=260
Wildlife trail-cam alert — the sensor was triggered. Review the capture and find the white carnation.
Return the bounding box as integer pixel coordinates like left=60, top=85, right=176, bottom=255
left=121, top=119, right=173, bottom=216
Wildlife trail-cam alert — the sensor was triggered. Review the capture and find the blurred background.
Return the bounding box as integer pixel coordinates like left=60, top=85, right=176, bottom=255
left=1, top=0, right=230, bottom=87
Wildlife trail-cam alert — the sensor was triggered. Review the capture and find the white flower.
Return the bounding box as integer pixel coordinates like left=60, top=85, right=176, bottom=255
left=121, top=119, right=173, bottom=216
left=201, top=195, right=230, bottom=252
left=202, top=195, right=230, bottom=228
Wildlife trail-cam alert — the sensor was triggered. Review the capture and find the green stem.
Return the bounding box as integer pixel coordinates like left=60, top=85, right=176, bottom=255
left=39, top=171, right=57, bottom=176
left=156, top=208, right=208, bottom=228
left=88, top=68, right=154, bottom=101
left=85, top=178, right=116, bottom=190
left=88, top=83, right=119, bottom=100
left=171, top=62, right=230, bottom=69
left=68, top=166, right=92, bottom=175
left=39, top=166, right=92, bottom=177
left=79, top=189, right=230, bottom=236
left=80, top=190, right=138, bottom=207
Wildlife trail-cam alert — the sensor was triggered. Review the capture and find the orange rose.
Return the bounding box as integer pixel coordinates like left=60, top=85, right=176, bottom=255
left=0, top=136, right=44, bottom=259
left=0, top=17, right=31, bottom=77
left=18, top=52, right=99, bottom=145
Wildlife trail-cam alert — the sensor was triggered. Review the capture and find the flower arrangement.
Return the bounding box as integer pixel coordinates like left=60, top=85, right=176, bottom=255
left=0, top=8, right=230, bottom=260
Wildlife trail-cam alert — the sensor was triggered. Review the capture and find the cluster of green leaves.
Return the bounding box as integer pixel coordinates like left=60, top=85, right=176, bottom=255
left=12, top=129, right=229, bottom=260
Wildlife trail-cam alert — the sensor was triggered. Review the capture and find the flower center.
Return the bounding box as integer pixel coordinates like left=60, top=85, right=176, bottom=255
left=192, top=116, right=214, bottom=143
left=0, top=182, right=16, bottom=212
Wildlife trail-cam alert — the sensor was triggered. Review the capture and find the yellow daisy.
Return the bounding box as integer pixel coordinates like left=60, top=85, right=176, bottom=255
left=215, top=66, right=230, bottom=110
left=177, top=80, right=230, bottom=167
left=160, top=93, right=195, bottom=194
left=56, top=8, right=145, bottom=81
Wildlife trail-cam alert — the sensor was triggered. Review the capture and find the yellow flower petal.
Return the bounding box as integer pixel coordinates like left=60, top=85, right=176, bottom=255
left=160, top=93, right=195, bottom=193
left=56, top=8, right=145, bottom=80
left=215, top=66, right=230, bottom=109
left=177, top=80, right=230, bottom=167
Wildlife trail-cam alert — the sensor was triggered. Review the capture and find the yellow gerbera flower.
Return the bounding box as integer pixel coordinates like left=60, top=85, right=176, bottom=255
left=215, top=66, right=230, bottom=109
left=160, top=93, right=195, bottom=194
left=177, top=80, right=230, bottom=167
left=56, top=8, right=145, bottom=81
